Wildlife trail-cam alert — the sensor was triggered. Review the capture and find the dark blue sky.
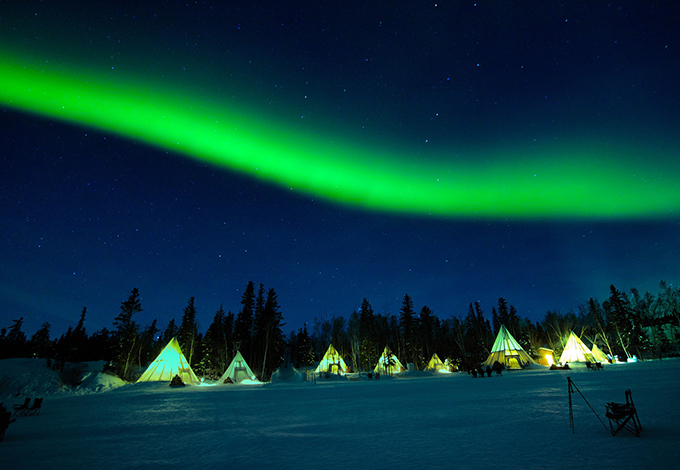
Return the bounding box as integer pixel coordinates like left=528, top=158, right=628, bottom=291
left=2, top=1, right=679, bottom=337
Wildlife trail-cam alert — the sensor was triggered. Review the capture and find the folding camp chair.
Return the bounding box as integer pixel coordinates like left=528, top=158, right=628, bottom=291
left=26, top=398, right=43, bottom=416
left=13, top=398, right=31, bottom=416
left=605, top=389, right=642, bottom=437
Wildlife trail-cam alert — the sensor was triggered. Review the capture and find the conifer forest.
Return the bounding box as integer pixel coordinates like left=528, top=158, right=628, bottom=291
left=1, top=280, right=679, bottom=382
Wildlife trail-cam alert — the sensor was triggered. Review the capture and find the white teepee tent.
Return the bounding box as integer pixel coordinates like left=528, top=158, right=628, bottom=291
left=425, top=353, right=449, bottom=372
left=137, top=337, right=200, bottom=385
left=591, top=343, right=609, bottom=363
left=219, top=350, right=259, bottom=384
left=482, top=325, right=537, bottom=369
left=559, top=332, right=597, bottom=363
left=374, top=346, right=405, bottom=375
left=314, top=344, right=349, bottom=374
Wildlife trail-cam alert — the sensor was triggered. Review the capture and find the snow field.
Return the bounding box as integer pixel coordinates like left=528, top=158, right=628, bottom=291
left=1, top=359, right=679, bottom=469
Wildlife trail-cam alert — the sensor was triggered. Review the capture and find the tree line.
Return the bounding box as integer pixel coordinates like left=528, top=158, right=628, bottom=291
left=1, top=280, right=679, bottom=381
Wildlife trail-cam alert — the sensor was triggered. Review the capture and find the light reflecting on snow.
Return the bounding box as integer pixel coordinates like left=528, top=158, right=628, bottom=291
left=1, top=358, right=679, bottom=468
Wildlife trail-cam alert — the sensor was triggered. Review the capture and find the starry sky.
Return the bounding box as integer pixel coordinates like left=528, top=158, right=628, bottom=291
left=2, top=1, right=679, bottom=338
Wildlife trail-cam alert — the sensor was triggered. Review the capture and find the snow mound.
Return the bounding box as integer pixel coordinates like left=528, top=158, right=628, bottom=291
left=71, top=361, right=126, bottom=395
left=0, top=358, right=63, bottom=399
left=271, top=365, right=306, bottom=383
left=0, top=358, right=125, bottom=399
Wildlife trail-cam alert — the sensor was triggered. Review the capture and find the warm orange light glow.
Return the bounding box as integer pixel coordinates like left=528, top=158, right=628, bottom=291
left=545, top=354, right=554, bottom=367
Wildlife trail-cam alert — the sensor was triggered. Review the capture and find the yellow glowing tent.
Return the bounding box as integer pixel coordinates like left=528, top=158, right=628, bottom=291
left=537, top=347, right=555, bottom=367
left=482, top=325, right=537, bottom=369
left=591, top=343, right=609, bottom=363
left=425, top=353, right=449, bottom=372
left=559, top=332, right=597, bottom=363
left=374, top=346, right=405, bottom=375
left=314, top=344, right=349, bottom=374
left=137, top=337, right=200, bottom=385
left=219, top=350, right=259, bottom=383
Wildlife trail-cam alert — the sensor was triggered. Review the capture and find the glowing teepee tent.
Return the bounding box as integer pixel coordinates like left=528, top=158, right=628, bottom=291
left=219, top=350, right=259, bottom=384
left=425, top=353, right=449, bottom=372
left=314, top=344, right=349, bottom=374
left=482, top=325, right=537, bottom=369
left=559, top=332, right=597, bottom=363
left=137, top=337, right=200, bottom=385
left=591, top=343, right=609, bottom=363
left=374, top=346, right=405, bottom=375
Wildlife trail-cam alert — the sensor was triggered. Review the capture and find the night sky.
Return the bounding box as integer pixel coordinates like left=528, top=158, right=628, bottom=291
left=2, top=1, right=679, bottom=338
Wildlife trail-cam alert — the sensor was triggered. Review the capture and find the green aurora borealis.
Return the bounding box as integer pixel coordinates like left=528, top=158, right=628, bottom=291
left=2, top=53, right=678, bottom=219
left=3, top=1, right=680, bottom=341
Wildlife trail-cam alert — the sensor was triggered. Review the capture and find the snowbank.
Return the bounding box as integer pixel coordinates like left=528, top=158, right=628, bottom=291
left=0, top=358, right=125, bottom=400
left=71, top=362, right=126, bottom=395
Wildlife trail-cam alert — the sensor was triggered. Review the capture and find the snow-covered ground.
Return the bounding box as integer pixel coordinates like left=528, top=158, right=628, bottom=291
left=1, top=358, right=679, bottom=469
